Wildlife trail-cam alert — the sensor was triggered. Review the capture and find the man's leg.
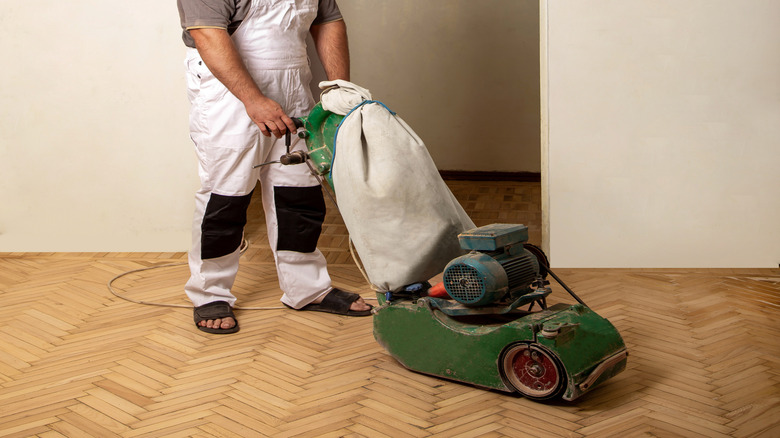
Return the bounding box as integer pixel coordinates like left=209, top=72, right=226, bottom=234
left=183, top=45, right=266, bottom=331
left=185, top=145, right=258, bottom=331
left=258, top=136, right=370, bottom=312
left=186, top=187, right=253, bottom=331
left=258, top=135, right=331, bottom=308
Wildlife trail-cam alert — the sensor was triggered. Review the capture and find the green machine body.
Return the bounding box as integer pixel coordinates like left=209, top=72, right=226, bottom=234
left=373, top=223, right=628, bottom=401
left=293, top=102, right=344, bottom=188
left=293, top=104, right=627, bottom=402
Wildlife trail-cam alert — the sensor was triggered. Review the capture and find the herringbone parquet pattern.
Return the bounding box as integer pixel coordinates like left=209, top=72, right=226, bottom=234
left=1, top=181, right=778, bottom=437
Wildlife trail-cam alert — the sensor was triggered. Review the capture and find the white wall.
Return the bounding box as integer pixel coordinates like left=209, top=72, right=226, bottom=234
left=542, top=0, right=780, bottom=268
left=0, top=1, right=538, bottom=252
left=0, top=1, right=197, bottom=252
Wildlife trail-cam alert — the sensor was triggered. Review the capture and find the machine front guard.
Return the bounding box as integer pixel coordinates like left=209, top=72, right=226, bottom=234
left=373, top=297, right=627, bottom=401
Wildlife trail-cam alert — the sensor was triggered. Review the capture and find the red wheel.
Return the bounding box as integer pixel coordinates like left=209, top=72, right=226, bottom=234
left=501, top=343, right=565, bottom=400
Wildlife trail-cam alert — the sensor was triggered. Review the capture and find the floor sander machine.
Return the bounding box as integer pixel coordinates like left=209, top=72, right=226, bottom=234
left=278, top=103, right=628, bottom=401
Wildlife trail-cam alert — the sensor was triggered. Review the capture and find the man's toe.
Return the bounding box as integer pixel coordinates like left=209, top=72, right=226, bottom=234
left=350, top=298, right=371, bottom=312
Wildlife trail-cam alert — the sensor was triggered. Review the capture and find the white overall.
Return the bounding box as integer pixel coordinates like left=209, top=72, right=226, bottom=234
left=183, top=0, right=332, bottom=309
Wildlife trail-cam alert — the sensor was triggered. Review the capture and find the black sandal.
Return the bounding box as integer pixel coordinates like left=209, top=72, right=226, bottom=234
left=193, top=301, right=240, bottom=334
left=290, top=289, right=373, bottom=317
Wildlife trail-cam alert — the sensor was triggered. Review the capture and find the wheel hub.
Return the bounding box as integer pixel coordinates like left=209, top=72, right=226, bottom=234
left=502, top=344, right=563, bottom=400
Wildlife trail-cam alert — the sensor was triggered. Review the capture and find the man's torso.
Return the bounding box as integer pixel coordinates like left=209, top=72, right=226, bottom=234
left=177, top=0, right=342, bottom=47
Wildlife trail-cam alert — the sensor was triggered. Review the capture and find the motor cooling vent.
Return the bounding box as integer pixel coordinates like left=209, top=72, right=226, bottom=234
left=501, top=253, right=537, bottom=289
left=443, top=264, right=486, bottom=304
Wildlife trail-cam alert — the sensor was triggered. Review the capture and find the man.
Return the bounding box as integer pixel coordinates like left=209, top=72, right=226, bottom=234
left=177, top=0, right=372, bottom=334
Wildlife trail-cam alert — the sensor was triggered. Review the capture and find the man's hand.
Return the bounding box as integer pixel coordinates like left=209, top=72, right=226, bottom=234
left=189, top=28, right=297, bottom=137
left=245, top=96, right=297, bottom=138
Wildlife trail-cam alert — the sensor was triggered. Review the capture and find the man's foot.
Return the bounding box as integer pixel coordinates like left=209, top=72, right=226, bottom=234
left=311, top=292, right=371, bottom=312
left=290, top=289, right=373, bottom=317
left=193, top=301, right=240, bottom=334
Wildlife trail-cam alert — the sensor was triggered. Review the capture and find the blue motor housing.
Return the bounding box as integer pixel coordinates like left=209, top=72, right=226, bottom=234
left=443, top=224, right=540, bottom=306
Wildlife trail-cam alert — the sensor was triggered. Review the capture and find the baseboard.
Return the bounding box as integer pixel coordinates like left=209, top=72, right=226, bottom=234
left=438, top=170, right=541, bottom=182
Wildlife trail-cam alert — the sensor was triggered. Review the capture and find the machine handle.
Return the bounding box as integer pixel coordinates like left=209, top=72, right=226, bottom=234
left=280, top=117, right=308, bottom=165
left=284, top=117, right=305, bottom=148
left=253, top=118, right=307, bottom=169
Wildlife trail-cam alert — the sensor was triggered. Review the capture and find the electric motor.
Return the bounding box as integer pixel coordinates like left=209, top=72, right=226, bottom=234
left=443, top=224, right=540, bottom=306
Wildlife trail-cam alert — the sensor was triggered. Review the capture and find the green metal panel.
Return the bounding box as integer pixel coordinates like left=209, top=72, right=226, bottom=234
left=374, top=299, right=527, bottom=390
left=373, top=299, right=627, bottom=400
left=298, top=102, right=344, bottom=188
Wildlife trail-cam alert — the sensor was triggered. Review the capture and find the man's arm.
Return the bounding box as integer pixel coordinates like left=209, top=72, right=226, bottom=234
left=310, top=19, right=350, bottom=81
left=189, top=28, right=296, bottom=137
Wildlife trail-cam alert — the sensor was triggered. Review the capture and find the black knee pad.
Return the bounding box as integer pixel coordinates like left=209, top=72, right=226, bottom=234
left=274, top=186, right=326, bottom=253
left=201, top=191, right=253, bottom=259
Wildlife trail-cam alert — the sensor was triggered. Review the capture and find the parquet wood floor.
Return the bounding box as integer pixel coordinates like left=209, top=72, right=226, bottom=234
left=1, top=181, right=778, bottom=437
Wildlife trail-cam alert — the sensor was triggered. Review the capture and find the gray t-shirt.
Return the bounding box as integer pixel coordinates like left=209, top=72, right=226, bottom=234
left=178, top=0, right=343, bottom=48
